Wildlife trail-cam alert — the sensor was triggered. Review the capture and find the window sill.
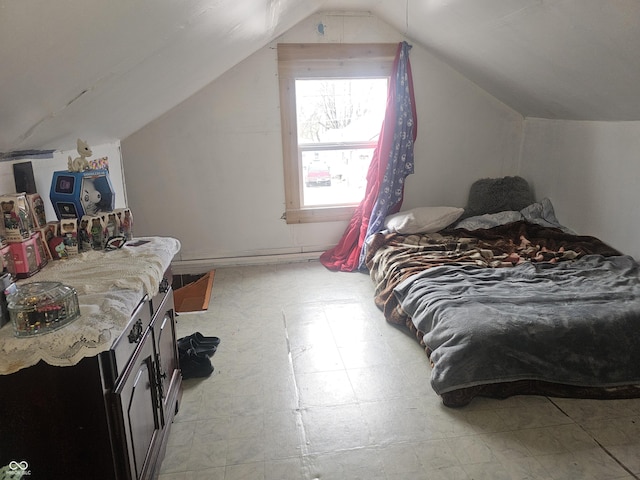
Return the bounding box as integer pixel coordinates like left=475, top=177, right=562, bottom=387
left=284, top=206, right=357, bottom=224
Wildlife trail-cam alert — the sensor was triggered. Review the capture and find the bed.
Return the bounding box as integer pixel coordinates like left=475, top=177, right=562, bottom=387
left=365, top=177, right=640, bottom=407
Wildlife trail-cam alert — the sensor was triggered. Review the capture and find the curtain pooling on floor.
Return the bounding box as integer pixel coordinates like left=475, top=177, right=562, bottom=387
left=320, top=41, right=417, bottom=272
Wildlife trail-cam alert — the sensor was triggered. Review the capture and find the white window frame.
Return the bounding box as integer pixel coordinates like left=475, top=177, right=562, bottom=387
left=277, top=43, right=397, bottom=224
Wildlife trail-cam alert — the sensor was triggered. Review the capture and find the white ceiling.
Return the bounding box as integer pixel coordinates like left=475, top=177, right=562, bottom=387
left=1, top=0, right=639, bottom=155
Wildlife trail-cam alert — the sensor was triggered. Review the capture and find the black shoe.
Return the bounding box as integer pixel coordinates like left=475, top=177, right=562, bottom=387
left=177, top=332, right=220, bottom=357
left=179, top=332, right=220, bottom=347
left=177, top=337, right=217, bottom=357
left=179, top=347, right=214, bottom=379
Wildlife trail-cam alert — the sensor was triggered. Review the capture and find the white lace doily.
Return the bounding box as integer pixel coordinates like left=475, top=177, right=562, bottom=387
left=0, top=236, right=181, bottom=375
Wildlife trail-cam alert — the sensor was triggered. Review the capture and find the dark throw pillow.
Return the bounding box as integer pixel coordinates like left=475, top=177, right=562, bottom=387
left=463, top=176, right=534, bottom=219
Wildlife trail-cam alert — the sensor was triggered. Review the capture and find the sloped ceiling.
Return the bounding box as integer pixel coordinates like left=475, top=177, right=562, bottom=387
left=1, top=0, right=639, bottom=154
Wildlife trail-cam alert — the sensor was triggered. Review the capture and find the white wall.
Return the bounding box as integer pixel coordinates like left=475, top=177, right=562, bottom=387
left=520, top=118, right=640, bottom=258
left=0, top=142, right=127, bottom=221
left=121, top=12, right=523, bottom=269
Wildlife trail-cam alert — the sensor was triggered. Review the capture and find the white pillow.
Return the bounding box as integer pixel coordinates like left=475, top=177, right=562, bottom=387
left=384, top=206, right=464, bottom=234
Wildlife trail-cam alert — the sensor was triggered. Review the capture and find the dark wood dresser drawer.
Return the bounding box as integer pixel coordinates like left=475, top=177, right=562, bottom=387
left=111, top=298, right=152, bottom=380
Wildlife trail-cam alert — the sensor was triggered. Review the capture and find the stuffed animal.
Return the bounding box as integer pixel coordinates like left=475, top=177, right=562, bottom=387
left=81, top=180, right=102, bottom=216
left=67, top=139, right=93, bottom=172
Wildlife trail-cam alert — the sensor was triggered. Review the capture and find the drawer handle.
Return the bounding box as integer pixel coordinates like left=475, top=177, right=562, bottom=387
left=159, top=278, right=170, bottom=293
left=127, top=319, right=143, bottom=344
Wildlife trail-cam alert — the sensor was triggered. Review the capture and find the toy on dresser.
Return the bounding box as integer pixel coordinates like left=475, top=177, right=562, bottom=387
left=39, top=222, right=59, bottom=259
left=60, top=218, right=79, bottom=256
left=78, top=217, right=92, bottom=252
left=44, top=222, right=66, bottom=260
left=11, top=232, right=48, bottom=274
left=42, top=209, right=132, bottom=257
left=27, top=193, right=48, bottom=229
left=0, top=237, right=16, bottom=278
left=115, top=208, right=133, bottom=241
left=0, top=193, right=48, bottom=278
left=50, top=169, right=115, bottom=219
left=89, top=215, right=107, bottom=250
left=67, top=138, right=92, bottom=172
left=1, top=193, right=31, bottom=243
left=103, top=212, right=119, bottom=239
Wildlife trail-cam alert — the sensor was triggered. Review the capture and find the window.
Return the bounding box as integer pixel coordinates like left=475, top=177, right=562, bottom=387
left=278, top=43, right=397, bottom=224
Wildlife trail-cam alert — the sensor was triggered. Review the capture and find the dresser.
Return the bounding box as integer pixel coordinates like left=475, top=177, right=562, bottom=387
left=0, top=237, right=182, bottom=480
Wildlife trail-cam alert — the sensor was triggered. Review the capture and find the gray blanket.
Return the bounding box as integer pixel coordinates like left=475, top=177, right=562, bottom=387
left=394, top=254, right=640, bottom=395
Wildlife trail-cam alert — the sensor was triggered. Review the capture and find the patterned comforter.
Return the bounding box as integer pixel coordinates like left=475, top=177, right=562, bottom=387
left=366, top=220, right=620, bottom=327
left=365, top=220, right=640, bottom=406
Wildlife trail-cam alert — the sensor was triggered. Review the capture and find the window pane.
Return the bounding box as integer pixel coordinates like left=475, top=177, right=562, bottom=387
left=295, top=78, right=387, bottom=208
left=301, top=148, right=374, bottom=207
left=296, top=78, right=387, bottom=144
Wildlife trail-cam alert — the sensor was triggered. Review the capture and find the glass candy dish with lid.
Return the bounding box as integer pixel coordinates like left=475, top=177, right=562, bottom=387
left=7, top=281, right=80, bottom=337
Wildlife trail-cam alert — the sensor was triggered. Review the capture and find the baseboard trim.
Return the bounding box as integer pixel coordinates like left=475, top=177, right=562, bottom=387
left=171, top=251, right=323, bottom=274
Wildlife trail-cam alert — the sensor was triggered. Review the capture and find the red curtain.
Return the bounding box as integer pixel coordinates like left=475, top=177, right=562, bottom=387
left=320, top=42, right=416, bottom=272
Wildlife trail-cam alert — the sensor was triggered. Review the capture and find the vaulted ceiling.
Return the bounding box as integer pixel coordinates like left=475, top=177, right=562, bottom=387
left=1, top=0, right=639, bottom=154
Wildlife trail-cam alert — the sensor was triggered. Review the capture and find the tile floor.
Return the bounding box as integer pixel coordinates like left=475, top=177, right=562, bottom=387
left=159, top=261, right=640, bottom=480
